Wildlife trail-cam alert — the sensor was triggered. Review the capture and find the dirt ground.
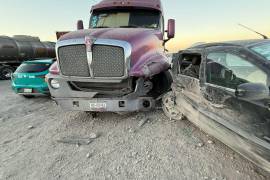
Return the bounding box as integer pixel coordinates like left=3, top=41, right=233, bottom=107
left=0, top=80, right=270, bottom=180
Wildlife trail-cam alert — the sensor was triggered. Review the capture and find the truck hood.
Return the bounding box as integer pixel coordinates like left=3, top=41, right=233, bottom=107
left=59, top=28, right=169, bottom=78
left=59, top=28, right=162, bottom=44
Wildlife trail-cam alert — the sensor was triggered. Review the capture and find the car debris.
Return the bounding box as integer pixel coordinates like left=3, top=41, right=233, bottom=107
left=164, top=39, right=270, bottom=172
left=89, top=133, right=98, bottom=139
left=197, top=143, right=204, bottom=148
left=86, top=153, right=92, bottom=159
left=47, top=0, right=175, bottom=113
left=138, top=117, right=150, bottom=127
left=27, top=125, right=34, bottom=130
left=128, top=127, right=135, bottom=133
left=57, top=136, right=96, bottom=145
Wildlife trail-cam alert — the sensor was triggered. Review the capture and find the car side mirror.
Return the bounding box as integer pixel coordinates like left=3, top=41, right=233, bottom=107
left=236, top=83, right=269, bottom=100
left=167, top=19, right=175, bottom=39
left=77, top=20, right=84, bottom=30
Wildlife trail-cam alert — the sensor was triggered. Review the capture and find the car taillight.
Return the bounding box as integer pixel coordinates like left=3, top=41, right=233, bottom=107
left=49, top=62, right=60, bottom=75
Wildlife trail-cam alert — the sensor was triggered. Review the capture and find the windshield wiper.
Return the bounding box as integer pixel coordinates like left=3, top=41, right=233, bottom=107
left=120, top=25, right=157, bottom=29
left=93, top=26, right=110, bottom=28
left=119, top=25, right=140, bottom=28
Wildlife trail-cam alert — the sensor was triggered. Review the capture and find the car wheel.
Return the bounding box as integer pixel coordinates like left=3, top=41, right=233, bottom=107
left=22, top=95, right=35, bottom=98
left=0, top=66, right=14, bottom=80
left=162, top=91, right=184, bottom=121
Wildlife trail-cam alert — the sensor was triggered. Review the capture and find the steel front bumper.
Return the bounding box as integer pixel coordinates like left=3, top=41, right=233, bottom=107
left=52, top=97, right=155, bottom=112
left=47, top=75, right=155, bottom=112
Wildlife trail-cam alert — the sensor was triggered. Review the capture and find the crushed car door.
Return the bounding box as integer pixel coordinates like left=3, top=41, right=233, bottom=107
left=173, top=52, right=202, bottom=121
left=201, top=50, right=270, bottom=143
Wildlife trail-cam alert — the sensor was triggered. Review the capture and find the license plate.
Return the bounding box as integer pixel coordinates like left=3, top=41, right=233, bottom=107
left=89, top=103, right=107, bottom=111
left=23, top=88, right=32, bottom=93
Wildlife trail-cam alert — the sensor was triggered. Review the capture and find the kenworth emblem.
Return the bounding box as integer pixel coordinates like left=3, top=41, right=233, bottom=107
left=85, top=36, right=96, bottom=52
left=85, top=36, right=95, bottom=77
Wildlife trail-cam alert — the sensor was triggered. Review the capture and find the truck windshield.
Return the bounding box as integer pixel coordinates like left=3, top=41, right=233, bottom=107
left=16, top=63, right=51, bottom=73
left=90, top=9, right=161, bottom=29
left=250, top=42, right=270, bottom=60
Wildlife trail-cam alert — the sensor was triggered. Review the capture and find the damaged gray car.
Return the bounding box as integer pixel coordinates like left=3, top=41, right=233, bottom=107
left=163, top=39, right=270, bottom=172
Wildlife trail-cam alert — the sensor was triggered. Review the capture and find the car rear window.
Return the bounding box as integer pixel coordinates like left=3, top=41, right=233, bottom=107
left=251, top=42, right=270, bottom=60
left=16, top=63, right=51, bottom=73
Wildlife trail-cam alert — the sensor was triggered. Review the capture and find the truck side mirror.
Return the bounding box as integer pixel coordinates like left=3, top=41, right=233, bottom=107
left=77, top=20, right=84, bottom=30
left=236, top=83, right=269, bottom=100
left=167, top=19, right=175, bottom=39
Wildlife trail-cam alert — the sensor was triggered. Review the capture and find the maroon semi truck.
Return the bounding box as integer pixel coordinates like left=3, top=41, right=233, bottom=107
left=47, top=0, right=175, bottom=112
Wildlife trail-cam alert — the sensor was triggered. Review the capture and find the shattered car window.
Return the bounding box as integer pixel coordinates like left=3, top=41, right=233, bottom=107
left=181, top=55, right=201, bottom=79
left=251, top=42, right=270, bottom=60
left=206, top=52, right=267, bottom=89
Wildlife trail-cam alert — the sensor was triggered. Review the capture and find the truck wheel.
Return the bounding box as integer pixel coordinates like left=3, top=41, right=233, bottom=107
left=149, top=71, right=173, bottom=98
left=0, top=66, right=14, bottom=80
left=162, top=91, right=184, bottom=121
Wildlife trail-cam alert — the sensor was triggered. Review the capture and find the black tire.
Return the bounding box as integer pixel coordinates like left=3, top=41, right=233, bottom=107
left=148, top=70, right=173, bottom=98
left=22, top=95, right=35, bottom=98
left=0, top=66, right=15, bottom=80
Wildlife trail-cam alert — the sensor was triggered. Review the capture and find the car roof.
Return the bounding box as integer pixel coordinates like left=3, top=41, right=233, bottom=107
left=23, top=59, right=55, bottom=64
left=188, top=39, right=270, bottom=50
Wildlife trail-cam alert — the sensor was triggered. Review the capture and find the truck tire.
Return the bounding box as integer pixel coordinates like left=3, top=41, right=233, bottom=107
left=0, top=66, right=15, bottom=80
left=149, top=70, right=173, bottom=98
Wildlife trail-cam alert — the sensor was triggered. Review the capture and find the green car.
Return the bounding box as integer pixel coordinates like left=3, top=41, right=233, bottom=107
left=11, top=59, right=55, bottom=98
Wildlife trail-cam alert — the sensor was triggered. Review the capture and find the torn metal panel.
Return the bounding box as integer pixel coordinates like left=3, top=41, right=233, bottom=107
left=166, top=39, right=270, bottom=173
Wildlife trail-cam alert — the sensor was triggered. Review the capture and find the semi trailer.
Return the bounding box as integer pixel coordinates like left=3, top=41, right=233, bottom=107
left=0, top=35, right=55, bottom=80
left=47, top=0, right=175, bottom=113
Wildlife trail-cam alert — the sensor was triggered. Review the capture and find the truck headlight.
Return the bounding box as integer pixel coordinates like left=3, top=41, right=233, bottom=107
left=50, top=79, right=60, bottom=89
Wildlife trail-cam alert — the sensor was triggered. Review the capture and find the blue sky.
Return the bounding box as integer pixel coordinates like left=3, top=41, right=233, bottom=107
left=0, top=0, right=269, bottom=52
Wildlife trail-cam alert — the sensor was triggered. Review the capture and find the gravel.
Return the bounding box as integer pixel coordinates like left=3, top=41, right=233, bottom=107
left=0, top=80, right=270, bottom=180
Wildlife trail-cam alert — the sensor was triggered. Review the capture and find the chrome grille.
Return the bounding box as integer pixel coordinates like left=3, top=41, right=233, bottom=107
left=58, top=45, right=90, bottom=77
left=92, top=45, right=125, bottom=77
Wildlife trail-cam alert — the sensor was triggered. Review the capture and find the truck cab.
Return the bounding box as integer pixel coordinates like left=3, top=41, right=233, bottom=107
left=47, top=0, right=175, bottom=112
